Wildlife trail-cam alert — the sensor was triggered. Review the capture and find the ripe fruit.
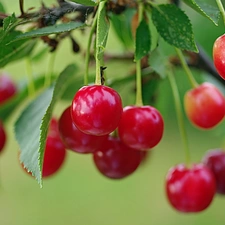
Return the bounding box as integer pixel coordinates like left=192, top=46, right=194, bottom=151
left=0, top=73, right=17, bottom=104
left=71, top=85, right=123, bottom=136
left=202, top=149, right=225, bottom=195
left=93, top=136, right=143, bottom=179
left=118, top=106, right=164, bottom=150
left=184, top=82, right=225, bottom=129
left=0, top=120, right=6, bottom=153
left=58, top=106, right=108, bottom=154
left=166, top=164, right=216, bottom=213
left=213, top=34, right=225, bottom=80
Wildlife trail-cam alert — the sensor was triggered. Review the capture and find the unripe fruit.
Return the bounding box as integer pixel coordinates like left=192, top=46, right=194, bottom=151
left=184, top=82, right=225, bottom=129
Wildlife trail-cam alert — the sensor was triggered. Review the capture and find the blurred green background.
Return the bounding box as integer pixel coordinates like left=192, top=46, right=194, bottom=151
left=1, top=0, right=225, bottom=225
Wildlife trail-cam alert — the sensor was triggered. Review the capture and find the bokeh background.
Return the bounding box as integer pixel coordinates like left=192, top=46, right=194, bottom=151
left=1, top=0, right=225, bottom=224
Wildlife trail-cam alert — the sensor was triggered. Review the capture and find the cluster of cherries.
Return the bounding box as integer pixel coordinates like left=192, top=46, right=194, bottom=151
left=43, top=84, right=164, bottom=179
left=165, top=34, right=225, bottom=213
left=1, top=33, right=225, bottom=213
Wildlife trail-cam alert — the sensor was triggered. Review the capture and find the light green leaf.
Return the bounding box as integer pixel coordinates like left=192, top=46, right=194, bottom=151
left=152, top=4, right=198, bottom=52
left=135, top=19, right=151, bottom=60
left=183, top=0, right=220, bottom=25
left=96, top=2, right=109, bottom=60
left=69, top=0, right=97, bottom=6
left=15, top=64, right=77, bottom=186
left=12, top=22, right=85, bottom=42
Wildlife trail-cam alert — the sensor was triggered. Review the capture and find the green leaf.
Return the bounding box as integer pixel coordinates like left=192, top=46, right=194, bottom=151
left=149, top=48, right=168, bottom=79
left=0, top=75, right=57, bottom=121
left=152, top=4, right=198, bottom=52
left=0, top=2, right=6, bottom=13
left=12, top=21, right=85, bottom=42
left=15, top=64, right=77, bottom=186
left=135, top=19, right=151, bottom=60
left=69, top=0, right=97, bottom=6
left=96, top=2, right=109, bottom=60
left=109, top=9, right=134, bottom=49
left=3, top=13, right=17, bottom=31
left=0, top=30, right=37, bottom=68
left=183, top=0, right=220, bottom=26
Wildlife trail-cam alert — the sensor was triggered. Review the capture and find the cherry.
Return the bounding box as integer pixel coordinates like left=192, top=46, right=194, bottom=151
left=213, top=34, right=225, bottom=80
left=71, top=85, right=122, bottom=136
left=93, top=136, right=143, bottom=179
left=202, top=149, right=225, bottom=195
left=184, top=82, right=225, bottom=129
left=58, top=106, right=108, bottom=154
left=0, top=120, right=6, bottom=153
left=118, top=106, right=164, bottom=150
left=166, top=163, right=216, bottom=213
left=0, top=73, right=17, bottom=104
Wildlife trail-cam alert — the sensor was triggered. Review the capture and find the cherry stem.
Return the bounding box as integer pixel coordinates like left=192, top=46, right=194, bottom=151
left=175, top=48, right=198, bottom=88
left=216, top=0, right=225, bottom=25
left=95, top=1, right=107, bottom=85
left=44, top=51, right=56, bottom=88
left=167, top=66, right=191, bottom=167
left=84, top=14, right=98, bottom=85
left=135, top=2, right=144, bottom=106
left=25, top=57, right=35, bottom=97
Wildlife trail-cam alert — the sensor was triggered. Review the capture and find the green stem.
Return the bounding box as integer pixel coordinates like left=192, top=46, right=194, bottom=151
left=44, top=51, right=56, bottom=88
left=95, top=1, right=107, bottom=85
left=25, top=58, right=35, bottom=97
left=84, top=14, right=98, bottom=85
left=216, top=0, right=225, bottom=25
left=135, top=1, right=144, bottom=106
left=167, top=67, right=191, bottom=166
left=175, top=48, right=198, bottom=88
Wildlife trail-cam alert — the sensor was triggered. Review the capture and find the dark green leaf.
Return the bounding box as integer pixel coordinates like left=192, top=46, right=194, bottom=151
left=109, top=9, right=134, bottom=49
left=15, top=64, right=77, bottom=186
left=0, top=30, right=37, bottom=68
left=96, top=2, right=109, bottom=60
left=135, top=19, right=151, bottom=60
left=69, top=0, right=97, bottom=6
left=152, top=4, right=198, bottom=52
left=12, top=22, right=85, bottom=42
left=183, top=0, right=220, bottom=25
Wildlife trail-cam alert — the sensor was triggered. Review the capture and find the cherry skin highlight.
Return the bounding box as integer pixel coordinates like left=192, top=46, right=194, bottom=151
left=0, top=120, right=6, bottom=153
left=0, top=73, right=17, bottom=104
left=93, top=136, right=143, bottom=179
left=213, top=34, right=225, bottom=80
left=118, top=106, right=164, bottom=150
left=202, top=149, right=225, bottom=195
left=184, top=82, right=225, bottom=129
left=71, top=85, right=123, bottom=136
left=58, top=106, right=108, bottom=154
left=166, top=164, right=216, bottom=213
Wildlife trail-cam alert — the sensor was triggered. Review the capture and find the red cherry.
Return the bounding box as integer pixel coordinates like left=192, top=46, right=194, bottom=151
left=166, top=164, right=216, bottom=213
left=58, top=106, right=108, bottom=154
left=202, top=149, right=225, bottom=195
left=0, top=120, right=6, bottom=153
left=213, top=34, right=225, bottom=80
left=71, top=85, right=123, bottom=136
left=184, top=82, right=225, bottom=129
left=0, top=73, right=17, bottom=104
left=93, top=136, right=143, bottom=179
left=118, top=106, right=164, bottom=150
